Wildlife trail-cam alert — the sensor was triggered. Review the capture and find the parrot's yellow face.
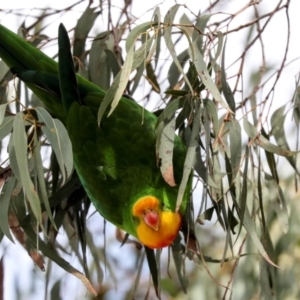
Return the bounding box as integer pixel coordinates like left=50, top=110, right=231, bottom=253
left=132, top=196, right=181, bottom=249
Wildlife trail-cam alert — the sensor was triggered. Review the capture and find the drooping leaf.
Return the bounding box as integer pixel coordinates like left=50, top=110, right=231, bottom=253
left=0, top=177, right=16, bottom=242
left=190, top=41, right=232, bottom=112
left=89, top=31, right=111, bottom=90
left=271, top=105, right=299, bottom=173
left=32, top=130, right=56, bottom=229
left=11, top=112, right=42, bottom=223
left=145, top=246, right=160, bottom=299
left=97, top=35, right=154, bottom=124
left=152, top=7, right=162, bottom=69
left=159, top=117, right=176, bottom=186
left=145, top=62, right=160, bottom=93
left=228, top=119, right=242, bottom=179
left=265, top=174, right=288, bottom=234
left=168, top=49, right=189, bottom=87
left=210, top=31, right=224, bottom=68
left=73, top=7, right=100, bottom=60
left=23, top=223, right=97, bottom=296
left=156, top=97, right=186, bottom=128
left=172, top=236, right=188, bottom=293
left=243, top=119, right=298, bottom=156
left=35, top=107, right=73, bottom=183
left=164, top=5, right=193, bottom=92
left=0, top=116, right=14, bottom=140
left=0, top=102, right=9, bottom=125
left=176, top=100, right=200, bottom=211
left=221, top=39, right=235, bottom=113
left=192, top=14, right=211, bottom=52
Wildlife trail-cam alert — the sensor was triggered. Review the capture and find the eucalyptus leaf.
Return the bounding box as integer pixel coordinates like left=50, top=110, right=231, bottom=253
left=35, top=107, right=73, bottom=182
left=159, top=117, right=176, bottom=186
left=271, top=105, right=298, bottom=173
left=0, top=116, right=14, bottom=140
left=74, top=7, right=100, bottom=59
left=98, top=35, right=154, bottom=124
left=192, top=14, right=211, bottom=52
left=243, top=119, right=298, bottom=156
left=190, top=41, right=232, bottom=112
left=164, top=5, right=193, bottom=92
left=0, top=177, right=16, bottom=242
left=12, top=112, right=42, bottom=222
left=176, top=101, right=200, bottom=211
left=32, top=131, right=56, bottom=229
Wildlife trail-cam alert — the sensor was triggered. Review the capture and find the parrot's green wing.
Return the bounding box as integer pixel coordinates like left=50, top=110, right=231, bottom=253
left=0, top=24, right=192, bottom=245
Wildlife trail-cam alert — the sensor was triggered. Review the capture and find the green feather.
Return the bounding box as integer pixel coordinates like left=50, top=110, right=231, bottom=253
left=0, top=23, right=192, bottom=243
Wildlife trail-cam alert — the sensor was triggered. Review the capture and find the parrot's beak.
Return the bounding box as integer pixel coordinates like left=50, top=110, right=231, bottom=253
left=143, top=209, right=160, bottom=231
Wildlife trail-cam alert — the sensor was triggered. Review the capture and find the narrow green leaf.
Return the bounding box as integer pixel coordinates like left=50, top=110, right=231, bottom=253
left=190, top=41, right=232, bottom=112
left=172, top=236, right=188, bottom=293
left=164, top=5, right=193, bottom=92
left=167, top=49, right=189, bottom=87
left=131, top=62, right=145, bottom=95
left=192, top=14, right=211, bottom=51
left=180, top=13, right=192, bottom=29
left=0, top=103, right=9, bottom=125
left=105, top=49, right=121, bottom=77
left=128, top=35, right=154, bottom=69
left=156, top=97, right=186, bottom=128
left=98, top=36, right=154, bottom=124
left=131, top=252, right=145, bottom=298
left=50, top=280, right=62, bottom=300
left=53, top=119, right=73, bottom=178
left=265, top=175, right=288, bottom=234
left=203, top=98, right=219, bottom=137
left=145, top=247, right=160, bottom=299
left=22, top=223, right=97, bottom=296
left=152, top=7, right=162, bottom=69
left=165, top=90, right=188, bottom=96
left=12, top=112, right=42, bottom=222
left=229, top=119, right=242, bottom=178
left=243, top=119, right=298, bottom=156
left=0, top=116, right=14, bottom=140
left=271, top=105, right=298, bottom=173
left=35, top=107, right=73, bottom=182
left=0, top=177, right=16, bottom=242
left=210, top=31, right=224, bottom=68
left=125, top=21, right=154, bottom=52
left=107, top=45, right=134, bottom=116
left=89, top=32, right=110, bottom=90
left=176, top=101, right=200, bottom=211
left=32, top=131, right=56, bottom=229
left=221, top=39, right=235, bottom=113
left=74, top=7, right=100, bottom=59
left=237, top=146, right=249, bottom=239
left=244, top=206, right=278, bottom=267
left=146, top=62, right=160, bottom=93
left=0, top=60, right=10, bottom=82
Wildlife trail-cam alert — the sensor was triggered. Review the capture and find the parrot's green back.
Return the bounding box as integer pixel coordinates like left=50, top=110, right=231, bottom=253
left=0, top=24, right=191, bottom=241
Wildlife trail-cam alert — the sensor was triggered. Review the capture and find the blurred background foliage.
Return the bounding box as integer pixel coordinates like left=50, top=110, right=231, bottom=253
left=0, top=0, right=299, bottom=299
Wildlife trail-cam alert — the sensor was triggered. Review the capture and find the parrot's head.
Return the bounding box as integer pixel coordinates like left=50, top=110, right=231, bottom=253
left=132, top=195, right=181, bottom=249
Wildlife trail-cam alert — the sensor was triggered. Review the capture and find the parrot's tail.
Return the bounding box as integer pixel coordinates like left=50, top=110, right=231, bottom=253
left=0, top=23, right=107, bottom=121
left=0, top=24, right=57, bottom=73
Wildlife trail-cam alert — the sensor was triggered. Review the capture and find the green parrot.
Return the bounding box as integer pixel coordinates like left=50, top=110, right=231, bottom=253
left=0, top=24, right=192, bottom=249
